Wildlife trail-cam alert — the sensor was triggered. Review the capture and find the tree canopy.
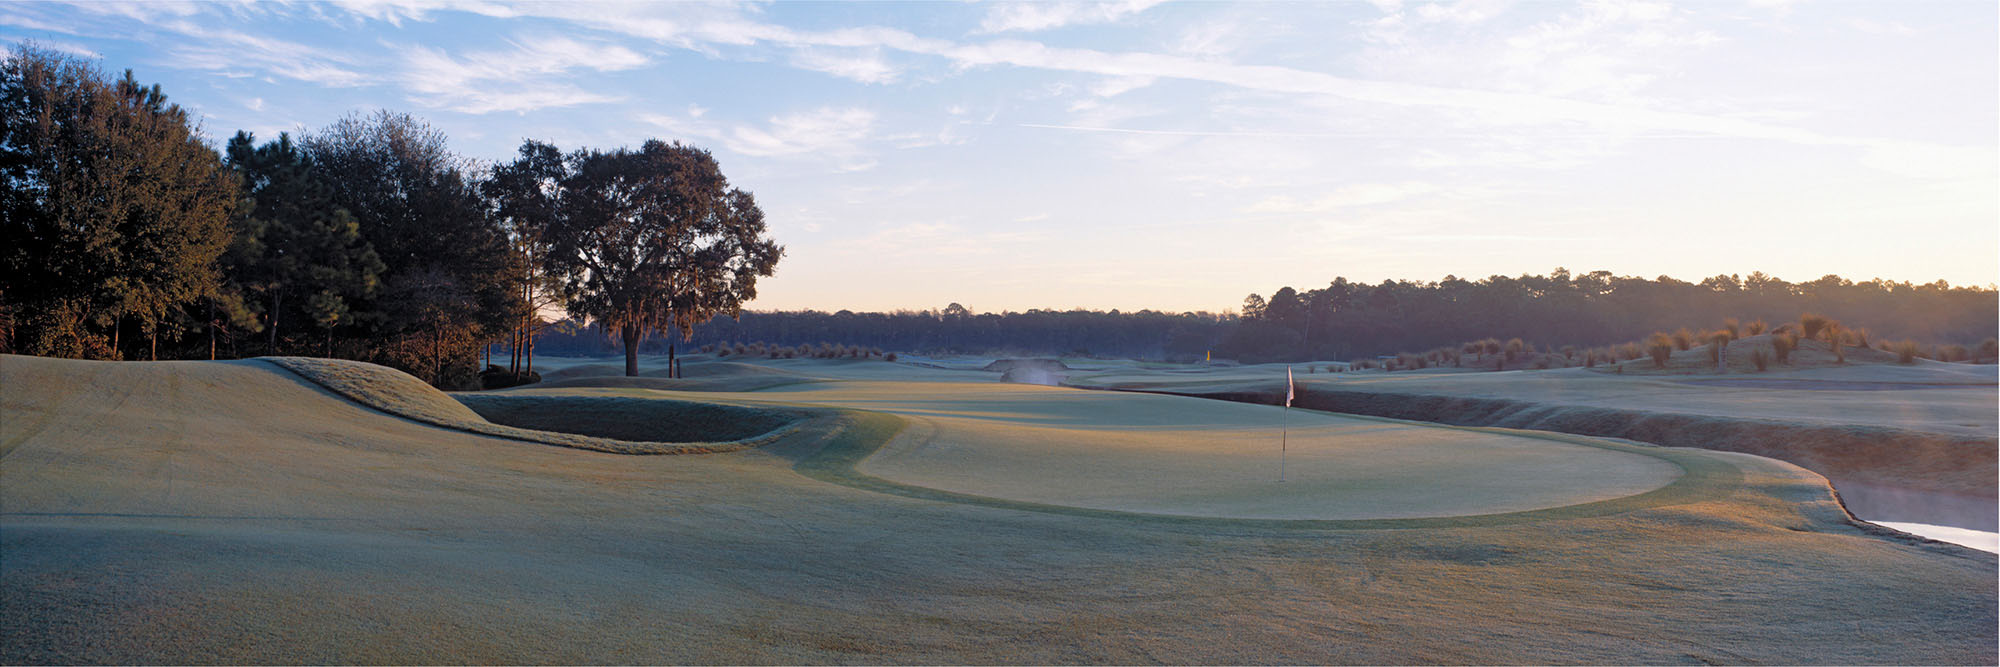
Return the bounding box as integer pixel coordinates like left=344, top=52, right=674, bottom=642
left=548, top=140, right=782, bottom=376
left=1, top=45, right=235, bottom=359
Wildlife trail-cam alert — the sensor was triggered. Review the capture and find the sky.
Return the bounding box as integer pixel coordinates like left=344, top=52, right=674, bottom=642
left=4, top=0, right=1995, bottom=314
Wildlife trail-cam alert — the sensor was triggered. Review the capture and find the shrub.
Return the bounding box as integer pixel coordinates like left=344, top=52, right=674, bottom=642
left=884, top=352, right=898, bottom=362
left=1533, top=358, right=1550, bottom=370
left=1462, top=342, right=1480, bottom=359
left=1619, top=342, right=1642, bottom=360
left=1746, top=320, right=1767, bottom=335
left=1979, top=338, right=1999, bottom=362
left=1799, top=313, right=1829, bottom=342
left=1895, top=340, right=1919, bottom=364
left=1670, top=328, right=1694, bottom=351
left=1941, top=344, right=1968, bottom=362
left=1584, top=351, right=1597, bottom=368
left=1771, top=334, right=1794, bottom=364
left=1826, top=322, right=1845, bottom=363
left=1561, top=345, right=1577, bottom=360
left=1647, top=333, right=1673, bottom=368
left=1482, top=338, right=1502, bottom=357
left=1720, top=318, right=1740, bottom=340
left=1751, top=349, right=1768, bottom=371
left=716, top=347, right=731, bottom=358
left=1503, top=338, right=1525, bottom=361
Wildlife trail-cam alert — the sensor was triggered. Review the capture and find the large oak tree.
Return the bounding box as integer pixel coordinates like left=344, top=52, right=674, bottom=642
left=549, top=140, right=782, bottom=377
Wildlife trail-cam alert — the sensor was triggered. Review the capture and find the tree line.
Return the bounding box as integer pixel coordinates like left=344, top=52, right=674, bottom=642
left=1, top=46, right=779, bottom=386
left=1223, top=270, right=1997, bottom=363
left=527, top=306, right=1235, bottom=360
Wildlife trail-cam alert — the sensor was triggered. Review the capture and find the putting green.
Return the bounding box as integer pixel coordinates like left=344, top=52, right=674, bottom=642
left=733, top=381, right=1684, bottom=521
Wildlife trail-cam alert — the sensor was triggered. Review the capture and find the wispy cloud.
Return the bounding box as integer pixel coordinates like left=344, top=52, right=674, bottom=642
left=643, top=106, right=881, bottom=171
left=976, top=0, right=1167, bottom=34
left=788, top=47, right=899, bottom=84
left=397, top=36, right=645, bottom=113
left=155, top=20, right=370, bottom=86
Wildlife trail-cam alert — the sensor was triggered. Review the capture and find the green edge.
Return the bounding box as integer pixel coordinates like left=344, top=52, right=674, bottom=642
left=794, top=407, right=1744, bottom=531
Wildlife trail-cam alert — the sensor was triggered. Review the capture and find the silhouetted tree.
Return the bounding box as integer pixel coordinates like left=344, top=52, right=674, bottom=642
left=549, top=140, right=782, bottom=376
left=223, top=131, right=383, bottom=357
left=303, top=111, right=518, bottom=386
left=483, top=139, right=574, bottom=378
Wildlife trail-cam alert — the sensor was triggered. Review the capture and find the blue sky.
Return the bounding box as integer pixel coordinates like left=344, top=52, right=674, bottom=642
left=5, top=0, right=1995, bottom=313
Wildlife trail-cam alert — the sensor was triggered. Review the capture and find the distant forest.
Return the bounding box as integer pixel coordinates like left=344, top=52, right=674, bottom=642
left=1218, top=271, right=1996, bottom=363
left=542, top=271, right=1997, bottom=364
left=533, top=307, right=1233, bottom=360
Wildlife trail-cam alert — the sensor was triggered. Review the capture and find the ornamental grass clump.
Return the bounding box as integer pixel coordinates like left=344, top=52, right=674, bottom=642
left=1799, top=313, right=1829, bottom=342
left=1895, top=340, right=1920, bottom=364
left=1671, top=328, right=1694, bottom=351
left=1647, top=333, right=1674, bottom=368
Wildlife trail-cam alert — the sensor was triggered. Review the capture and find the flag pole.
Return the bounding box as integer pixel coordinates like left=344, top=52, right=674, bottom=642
left=1281, top=366, right=1293, bottom=483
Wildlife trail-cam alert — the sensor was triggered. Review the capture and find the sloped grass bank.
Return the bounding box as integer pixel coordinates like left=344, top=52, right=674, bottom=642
left=263, top=356, right=812, bottom=454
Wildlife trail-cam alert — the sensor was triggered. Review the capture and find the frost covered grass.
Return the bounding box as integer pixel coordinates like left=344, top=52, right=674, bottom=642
left=263, top=356, right=811, bottom=454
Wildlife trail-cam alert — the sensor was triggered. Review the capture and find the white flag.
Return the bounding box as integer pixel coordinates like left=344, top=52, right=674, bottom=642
left=1286, top=366, right=1295, bottom=407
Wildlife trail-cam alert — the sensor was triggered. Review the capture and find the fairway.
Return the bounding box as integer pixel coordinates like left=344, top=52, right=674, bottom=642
left=3, top=354, right=1995, bottom=664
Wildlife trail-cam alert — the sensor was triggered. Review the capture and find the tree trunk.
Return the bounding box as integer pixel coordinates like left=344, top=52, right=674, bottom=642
left=432, top=325, right=443, bottom=386
left=526, top=329, right=535, bottom=376
left=511, top=328, right=523, bottom=377
left=622, top=325, right=642, bottom=377
left=208, top=300, right=217, bottom=360
left=668, top=343, right=677, bottom=379
left=324, top=329, right=332, bottom=358
left=149, top=326, right=157, bottom=361
left=111, top=308, right=121, bottom=359
left=268, top=291, right=283, bottom=356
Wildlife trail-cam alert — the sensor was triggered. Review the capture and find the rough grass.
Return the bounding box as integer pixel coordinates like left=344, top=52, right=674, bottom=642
left=263, top=356, right=812, bottom=454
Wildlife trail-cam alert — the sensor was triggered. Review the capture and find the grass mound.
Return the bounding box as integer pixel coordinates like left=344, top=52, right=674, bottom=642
left=263, top=356, right=812, bottom=454
left=262, top=356, right=487, bottom=424
left=456, top=395, right=800, bottom=443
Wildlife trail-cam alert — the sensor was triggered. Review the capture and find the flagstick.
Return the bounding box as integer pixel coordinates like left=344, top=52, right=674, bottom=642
left=1280, top=365, right=1292, bottom=483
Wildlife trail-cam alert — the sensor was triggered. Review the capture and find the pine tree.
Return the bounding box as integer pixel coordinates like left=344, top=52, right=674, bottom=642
left=223, top=131, right=384, bottom=357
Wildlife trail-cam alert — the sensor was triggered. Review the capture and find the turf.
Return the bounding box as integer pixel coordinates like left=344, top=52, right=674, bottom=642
left=3, top=354, right=1994, bottom=663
